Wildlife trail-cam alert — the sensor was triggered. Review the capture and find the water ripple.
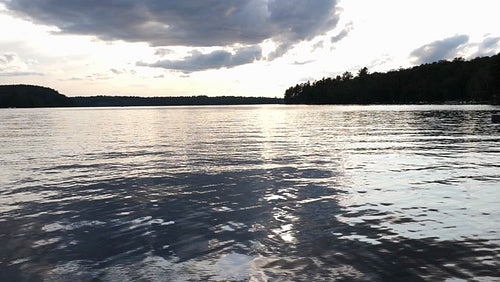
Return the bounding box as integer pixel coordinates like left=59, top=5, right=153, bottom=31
left=0, top=105, right=499, bottom=281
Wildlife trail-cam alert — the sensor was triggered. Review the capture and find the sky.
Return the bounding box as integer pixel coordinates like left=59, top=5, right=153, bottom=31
left=0, top=0, right=499, bottom=97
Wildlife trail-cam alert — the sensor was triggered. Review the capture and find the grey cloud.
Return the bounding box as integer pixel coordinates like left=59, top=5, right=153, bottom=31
left=0, top=71, right=43, bottom=76
left=410, top=35, right=469, bottom=64
left=63, top=73, right=112, bottom=81
left=3, top=0, right=339, bottom=70
left=331, top=22, right=353, bottom=43
left=110, top=68, right=123, bottom=75
left=0, top=53, right=15, bottom=64
left=292, top=60, right=315, bottom=65
left=4, top=0, right=339, bottom=49
left=0, top=53, right=17, bottom=68
left=267, top=43, right=294, bottom=61
left=60, top=74, right=110, bottom=81
left=139, top=46, right=262, bottom=72
left=110, top=68, right=137, bottom=75
left=86, top=73, right=111, bottom=80
left=312, top=40, right=324, bottom=50
left=474, top=37, right=500, bottom=57
left=0, top=52, right=41, bottom=76
left=61, top=77, right=84, bottom=81
left=300, top=77, right=315, bottom=83
left=480, top=37, right=500, bottom=49
left=367, top=56, right=393, bottom=70
left=331, top=30, right=349, bottom=43
left=154, top=48, right=174, bottom=57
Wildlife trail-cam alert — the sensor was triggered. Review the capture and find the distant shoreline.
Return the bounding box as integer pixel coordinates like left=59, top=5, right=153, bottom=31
left=0, top=85, right=283, bottom=108
left=70, top=95, right=284, bottom=107
left=3, top=102, right=497, bottom=110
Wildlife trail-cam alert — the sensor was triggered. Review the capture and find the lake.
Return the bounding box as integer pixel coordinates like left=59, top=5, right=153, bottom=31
left=1, top=105, right=499, bottom=281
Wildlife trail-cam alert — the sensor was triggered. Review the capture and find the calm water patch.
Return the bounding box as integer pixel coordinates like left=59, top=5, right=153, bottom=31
left=1, top=105, right=499, bottom=281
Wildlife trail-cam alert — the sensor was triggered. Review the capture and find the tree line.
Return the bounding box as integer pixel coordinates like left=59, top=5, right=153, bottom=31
left=284, top=53, right=500, bottom=104
left=0, top=85, right=71, bottom=108
left=0, top=85, right=283, bottom=108
left=72, top=95, right=282, bottom=107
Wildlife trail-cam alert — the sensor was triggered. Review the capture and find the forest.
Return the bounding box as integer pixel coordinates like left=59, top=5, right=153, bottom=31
left=0, top=85, right=72, bottom=108
left=71, top=95, right=282, bottom=107
left=0, top=85, right=282, bottom=108
left=284, top=53, right=500, bottom=104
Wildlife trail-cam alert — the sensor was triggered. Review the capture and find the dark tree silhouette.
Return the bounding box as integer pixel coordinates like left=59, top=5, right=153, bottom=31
left=342, top=71, right=353, bottom=81
left=0, top=85, right=72, bottom=108
left=72, top=95, right=283, bottom=107
left=0, top=85, right=283, bottom=108
left=284, top=53, right=500, bottom=105
left=357, top=67, right=369, bottom=78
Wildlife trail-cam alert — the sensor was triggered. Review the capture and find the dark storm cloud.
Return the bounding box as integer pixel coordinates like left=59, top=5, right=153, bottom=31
left=3, top=0, right=339, bottom=71
left=138, top=46, right=262, bottom=72
left=3, top=0, right=339, bottom=48
left=410, top=35, right=469, bottom=64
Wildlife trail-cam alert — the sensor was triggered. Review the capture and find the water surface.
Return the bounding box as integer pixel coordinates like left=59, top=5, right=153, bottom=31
left=1, top=105, right=499, bottom=281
